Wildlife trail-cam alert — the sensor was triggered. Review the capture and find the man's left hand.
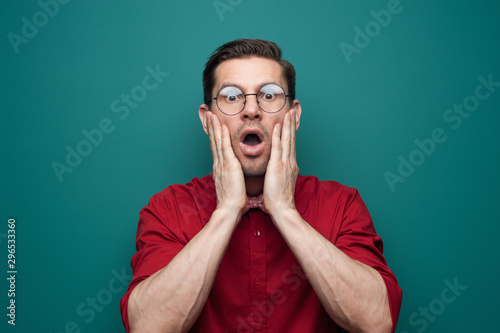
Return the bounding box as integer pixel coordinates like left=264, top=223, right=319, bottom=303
left=263, top=109, right=299, bottom=217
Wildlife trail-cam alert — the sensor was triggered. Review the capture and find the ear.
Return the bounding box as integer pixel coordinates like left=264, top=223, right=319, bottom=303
left=199, top=104, right=209, bottom=135
left=292, top=99, right=302, bottom=131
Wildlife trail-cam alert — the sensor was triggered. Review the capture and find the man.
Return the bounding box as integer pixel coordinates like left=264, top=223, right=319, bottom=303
left=121, top=39, right=402, bottom=333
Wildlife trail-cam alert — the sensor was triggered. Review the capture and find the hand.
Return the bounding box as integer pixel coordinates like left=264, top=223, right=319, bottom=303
left=263, top=109, right=299, bottom=217
left=206, top=112, right=247, bottom=216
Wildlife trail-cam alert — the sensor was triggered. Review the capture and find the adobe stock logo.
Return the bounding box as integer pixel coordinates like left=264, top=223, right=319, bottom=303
left=213, top=0, right=243, bottom=22
left=230, top=264, right=307, bottom=333
left=7, top=0, right=71, bottom=54
left=49, top=267, right=132, bottom=333
left=339, top=0, right=405, bottom=64
left=400, top=277, right=467, bottom=333
left=384, top=74, right=499, bottom=192
left=51, top=64, right=169, bottom=182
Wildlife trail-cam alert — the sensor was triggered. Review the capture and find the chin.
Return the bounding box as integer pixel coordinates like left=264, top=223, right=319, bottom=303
left=240, top=157, right=268, bottom=178
left=242, top=167, right=266, bottom=178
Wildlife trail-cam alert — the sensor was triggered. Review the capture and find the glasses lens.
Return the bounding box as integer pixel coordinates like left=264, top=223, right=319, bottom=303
left=217, top=86, right=244, bottom=115
left=257, top=84, right=286, bottom=113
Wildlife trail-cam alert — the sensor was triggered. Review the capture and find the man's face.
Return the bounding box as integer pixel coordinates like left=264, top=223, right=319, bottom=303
left=200, top=57, right=301, bottom=177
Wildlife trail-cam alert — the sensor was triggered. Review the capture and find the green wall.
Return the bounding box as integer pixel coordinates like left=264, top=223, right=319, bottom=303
left=1, top=0, right=499, bottom=332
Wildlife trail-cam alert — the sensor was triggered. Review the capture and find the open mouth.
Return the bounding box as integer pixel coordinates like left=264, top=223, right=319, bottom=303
left=239, top=129, right=264, bottom=156
left=243, top=133, right=262, bottom=146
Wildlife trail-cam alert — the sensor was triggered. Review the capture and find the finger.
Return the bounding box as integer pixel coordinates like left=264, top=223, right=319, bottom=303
left=270, top=122, right=282, bottom=163
left=207, top=113, right=218, bottom=162
left=211, top=113, right=224, bottom=162
left=221, top=124, right=235, bottom=161
left=281, top=111, right=291, bottom=161
left=290, top=109, right=297, bottom=163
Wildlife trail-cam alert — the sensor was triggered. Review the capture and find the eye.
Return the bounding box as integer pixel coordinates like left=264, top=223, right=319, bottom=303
left=259, top=84, right=284, bottom=101
left=263, top=93, right=274, bottom=100
left=219, top=86, right=243, bottom=103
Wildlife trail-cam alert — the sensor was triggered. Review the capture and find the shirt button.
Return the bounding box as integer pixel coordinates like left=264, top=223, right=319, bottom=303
left=253, top=230, right=261, bottom=237
left=255, top=323, right=262, bottom=330
left=255, top=277, right=261, bottom=285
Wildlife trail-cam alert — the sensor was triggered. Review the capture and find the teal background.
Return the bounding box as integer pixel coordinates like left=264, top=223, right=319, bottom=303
left=1, top=0, right=499, bottom=332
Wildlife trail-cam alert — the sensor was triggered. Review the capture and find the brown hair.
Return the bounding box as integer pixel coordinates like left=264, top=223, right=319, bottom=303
left=202, top=39, right=296, bottom=106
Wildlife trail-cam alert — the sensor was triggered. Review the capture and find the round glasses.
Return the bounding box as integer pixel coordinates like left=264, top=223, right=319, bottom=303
left=209, top=83, right=290, bottom=116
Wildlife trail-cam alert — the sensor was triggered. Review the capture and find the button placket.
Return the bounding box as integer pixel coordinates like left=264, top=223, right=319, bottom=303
left=248, top=210, right=267, bottom=331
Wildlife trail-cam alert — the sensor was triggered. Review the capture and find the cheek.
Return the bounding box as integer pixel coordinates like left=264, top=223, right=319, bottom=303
left=217, top=118, right=236, bottom=137
left=227, top=126, right=241, bottom=147
left=270, top=117, right=285, bottom=134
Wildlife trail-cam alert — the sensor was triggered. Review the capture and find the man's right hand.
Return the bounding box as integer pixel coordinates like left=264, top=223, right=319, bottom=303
left=206, top=112, right=247, bottom=217
left=129, top=112, right=247, bottom=333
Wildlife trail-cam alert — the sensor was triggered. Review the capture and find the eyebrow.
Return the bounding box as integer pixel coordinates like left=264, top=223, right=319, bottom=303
left=217, top=81, right=283, bottom=93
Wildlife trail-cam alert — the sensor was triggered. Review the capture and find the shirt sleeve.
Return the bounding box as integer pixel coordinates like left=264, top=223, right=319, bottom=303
left=120, top=193, right=186, bottom=332
left=334, top=189, right=402, bottom=333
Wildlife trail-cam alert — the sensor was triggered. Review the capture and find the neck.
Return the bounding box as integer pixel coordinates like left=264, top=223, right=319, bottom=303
left=245, top=176, right=264, bottom=196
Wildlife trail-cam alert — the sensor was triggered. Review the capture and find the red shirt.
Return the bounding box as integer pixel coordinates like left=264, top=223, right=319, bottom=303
left=121, top=175, right=402, bottom=332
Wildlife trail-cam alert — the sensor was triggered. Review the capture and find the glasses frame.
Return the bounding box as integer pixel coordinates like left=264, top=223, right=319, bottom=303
left=208, top=84, right=291, bottom=116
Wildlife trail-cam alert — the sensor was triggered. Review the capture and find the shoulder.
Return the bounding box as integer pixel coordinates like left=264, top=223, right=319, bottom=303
left=295, top=175, right=362, bottom=219
left=145, top=174, right=215, bottom=209
left=296, top=174, right=358, bottom=199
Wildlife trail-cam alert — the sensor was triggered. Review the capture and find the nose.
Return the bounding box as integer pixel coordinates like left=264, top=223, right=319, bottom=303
left=241, top=94, right=262, bottom=120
